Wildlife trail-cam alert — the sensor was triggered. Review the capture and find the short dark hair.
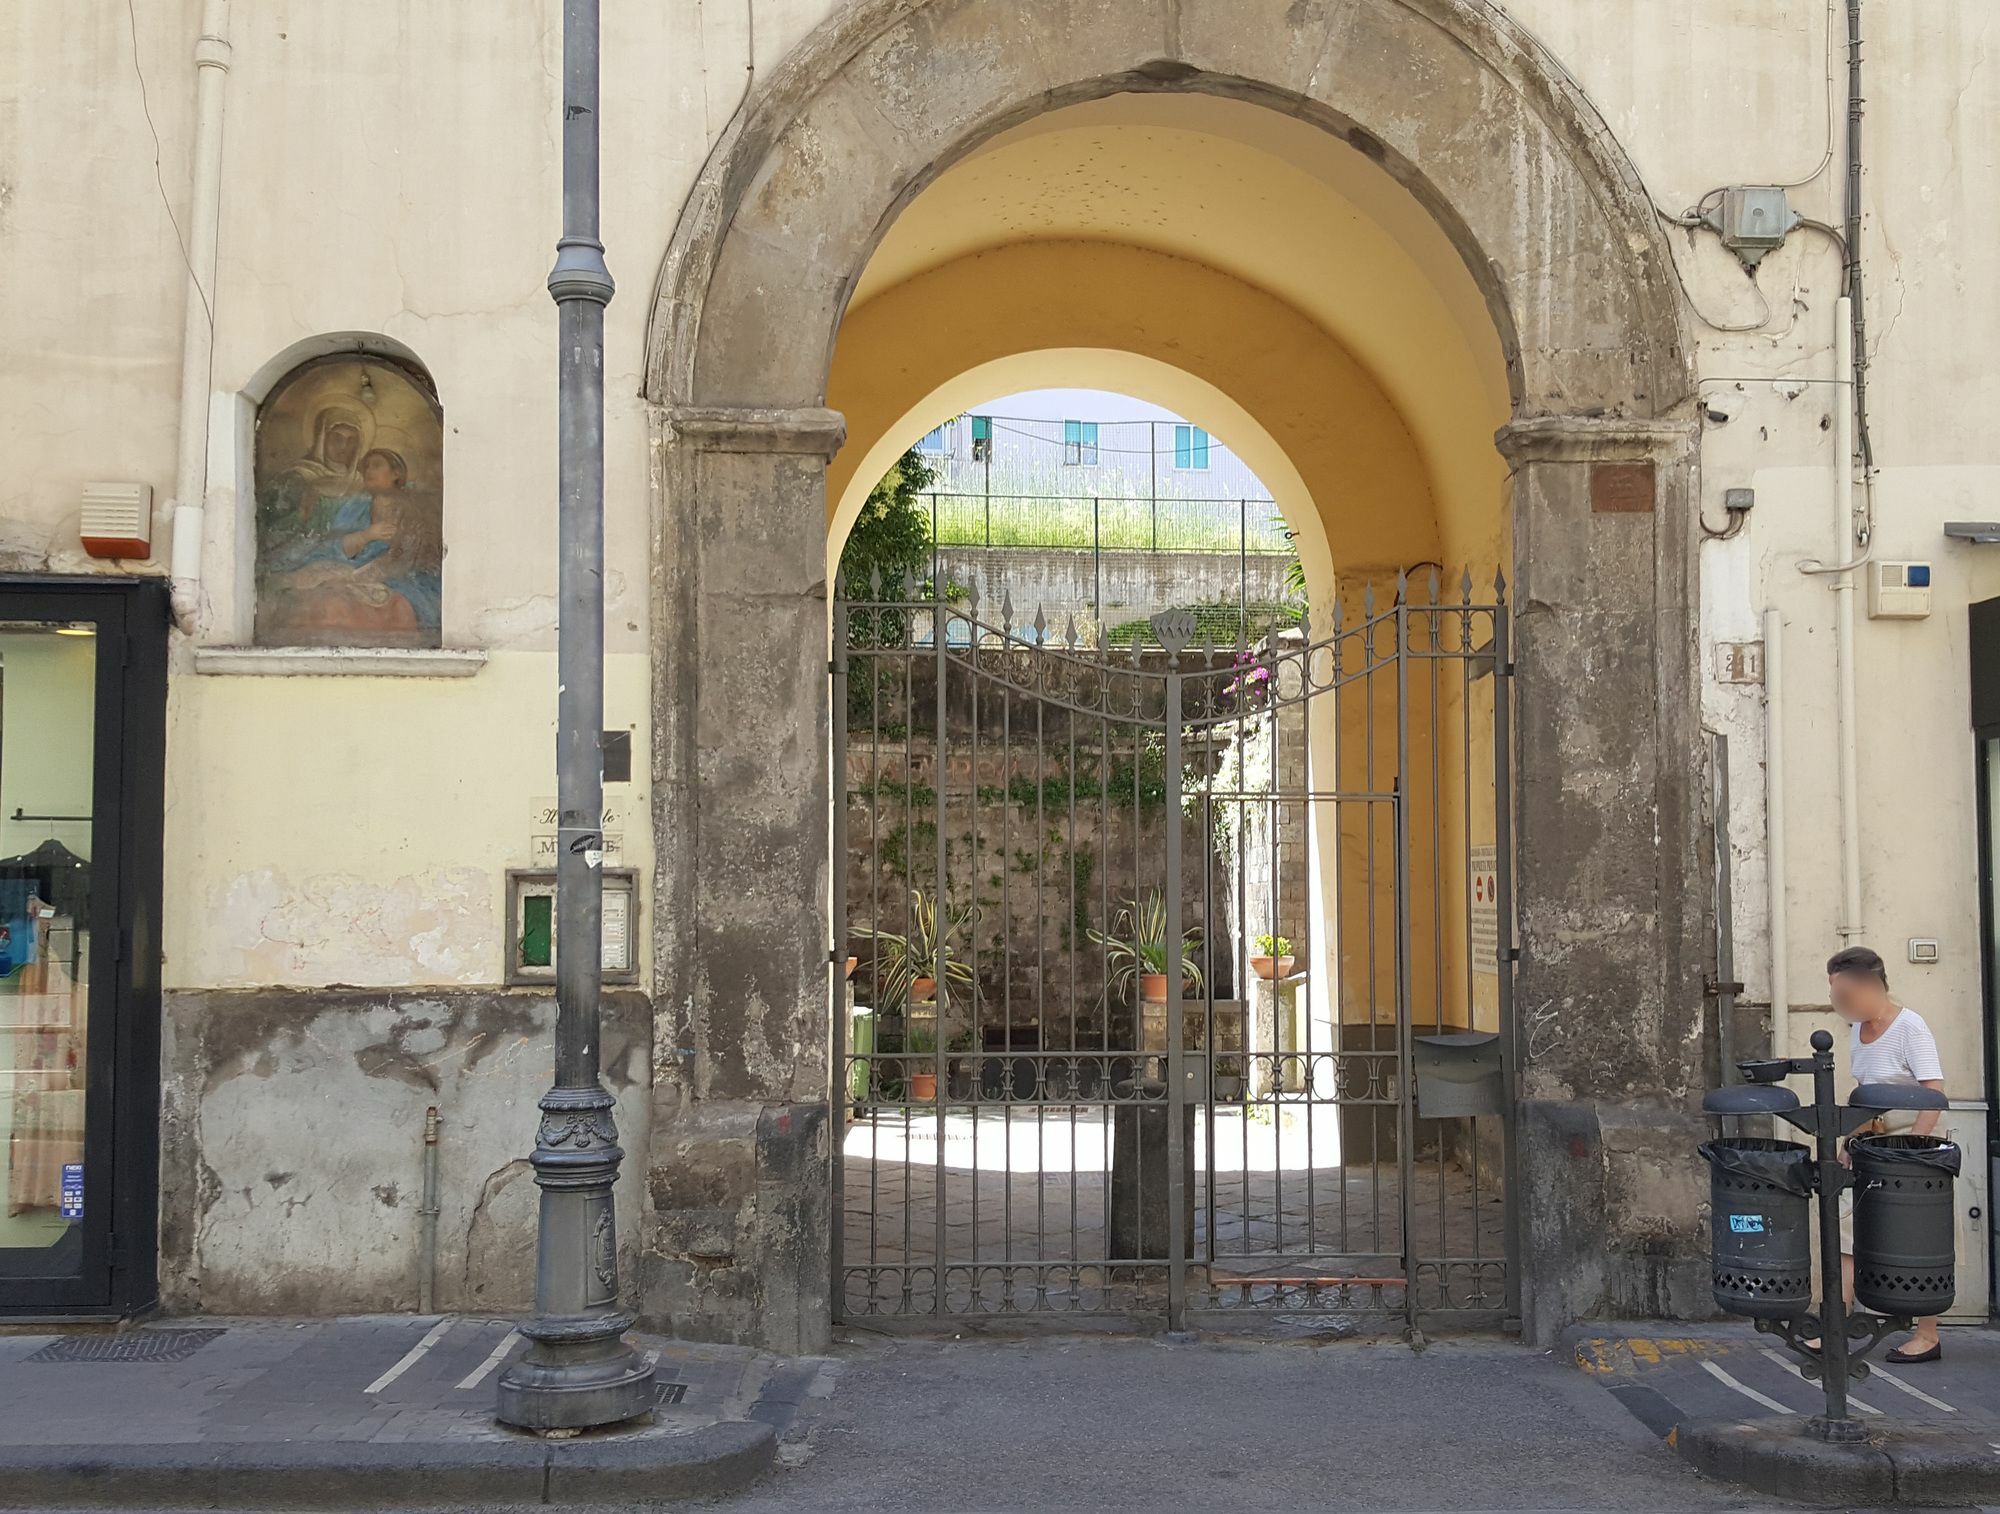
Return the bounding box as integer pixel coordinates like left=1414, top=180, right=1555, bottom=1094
left=1827, top=946, right=1889, bottom=988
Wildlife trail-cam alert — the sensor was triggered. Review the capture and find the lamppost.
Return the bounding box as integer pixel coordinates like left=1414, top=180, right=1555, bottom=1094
left=495, top=0, right=656, bottom=1432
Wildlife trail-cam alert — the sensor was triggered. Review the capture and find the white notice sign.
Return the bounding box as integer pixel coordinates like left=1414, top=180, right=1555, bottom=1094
left=1470, top=844, right=1499, bottom=976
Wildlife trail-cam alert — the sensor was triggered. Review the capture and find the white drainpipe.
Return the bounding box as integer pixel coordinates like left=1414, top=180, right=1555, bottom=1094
left=1764, top=606, right=1789, bottom=1060
left=167, top=0, right=232, bottom=634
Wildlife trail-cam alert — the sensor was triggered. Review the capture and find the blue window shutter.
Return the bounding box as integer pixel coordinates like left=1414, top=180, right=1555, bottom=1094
left=1193, top=428, right=1210, bottom=469
left=1174, top=425, right=1191, bottom=469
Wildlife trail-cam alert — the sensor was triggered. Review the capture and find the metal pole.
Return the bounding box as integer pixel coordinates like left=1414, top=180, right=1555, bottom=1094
left=1808, top=1029, right=1861, bottom=1439
left=497, top=0, right=654, bottom=1431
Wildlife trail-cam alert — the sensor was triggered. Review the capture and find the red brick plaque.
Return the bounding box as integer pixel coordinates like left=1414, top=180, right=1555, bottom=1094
left=1591, top=461, right=1655, bottom=514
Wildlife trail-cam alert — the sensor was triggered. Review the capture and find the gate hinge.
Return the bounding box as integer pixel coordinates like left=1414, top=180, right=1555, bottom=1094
left=1705, top=978, right=1746, bottom=999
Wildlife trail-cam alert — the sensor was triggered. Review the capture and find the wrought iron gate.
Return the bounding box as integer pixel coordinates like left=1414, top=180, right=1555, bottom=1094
left=831, top=571, right=1515, bottom=1331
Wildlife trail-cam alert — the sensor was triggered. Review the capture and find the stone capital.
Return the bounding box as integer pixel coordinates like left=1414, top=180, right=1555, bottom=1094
left=1494, top=413, right=1698, bottom=466
left=663, top=405, right=847, bottom=459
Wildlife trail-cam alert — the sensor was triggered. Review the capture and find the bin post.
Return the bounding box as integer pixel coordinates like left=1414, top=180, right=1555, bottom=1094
left=1707, top=1028, right=1946, bottom=1444
left=1804, top=1031, right=1861, bottom=1441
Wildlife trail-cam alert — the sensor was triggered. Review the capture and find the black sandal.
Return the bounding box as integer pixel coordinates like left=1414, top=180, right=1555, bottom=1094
left=1887, top=1342, right=1942, bottom=1364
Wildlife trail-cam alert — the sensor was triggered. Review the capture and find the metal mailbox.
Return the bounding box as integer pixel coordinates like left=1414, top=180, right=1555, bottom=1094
left=1413, top=1031, right=1504, bottom=1119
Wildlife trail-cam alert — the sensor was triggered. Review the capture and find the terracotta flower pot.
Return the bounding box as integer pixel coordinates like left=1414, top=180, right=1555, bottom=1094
left=1251, top=955, right=1296, bottom=981
left=909, top=1070, right=938, bottom=1102
left=910, top=976, right=938, bottom=1003
left=1139, top=972, right=1170, bottom=1003
left=844, top=956, right=858, bottom=981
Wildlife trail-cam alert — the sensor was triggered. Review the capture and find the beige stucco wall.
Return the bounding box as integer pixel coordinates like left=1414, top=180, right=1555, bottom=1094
left=4, top=0, right=1999, bottom=1305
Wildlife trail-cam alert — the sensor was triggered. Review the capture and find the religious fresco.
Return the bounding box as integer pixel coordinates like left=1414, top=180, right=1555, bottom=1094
left=253, top=356, right=445, bottom=648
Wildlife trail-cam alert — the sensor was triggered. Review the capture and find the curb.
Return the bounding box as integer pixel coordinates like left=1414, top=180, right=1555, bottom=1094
left=1677, top=1416, right=2000, bottom=1506
left=0, top=1418, right=777, bottom=1509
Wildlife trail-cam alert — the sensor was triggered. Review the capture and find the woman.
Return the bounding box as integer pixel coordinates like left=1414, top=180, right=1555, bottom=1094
left=1830, top=945, right=1948, bottom=1363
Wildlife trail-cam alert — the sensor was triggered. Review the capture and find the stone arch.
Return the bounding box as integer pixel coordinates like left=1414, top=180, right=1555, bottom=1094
left=646, top=0, right=1692, bottom=419
left=642, top=0, right=1706, bottom=1355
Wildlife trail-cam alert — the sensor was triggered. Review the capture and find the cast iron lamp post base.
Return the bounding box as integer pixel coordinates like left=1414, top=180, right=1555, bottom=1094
left=496, top=1313, right=656, bottom=1432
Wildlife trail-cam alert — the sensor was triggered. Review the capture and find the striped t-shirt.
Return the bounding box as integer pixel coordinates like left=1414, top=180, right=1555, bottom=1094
left=1850, top=1006, right=1944, bottom=1088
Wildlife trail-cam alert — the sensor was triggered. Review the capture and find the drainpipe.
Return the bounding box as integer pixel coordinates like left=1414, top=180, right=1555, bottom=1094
left=1764, top=608, right=1790, bottom=1060
left=1832, top=298, right=1862, bottom=947
left=167, top=0, right=232, bottom=634
left=417, top=1106, right=441, bottom=1314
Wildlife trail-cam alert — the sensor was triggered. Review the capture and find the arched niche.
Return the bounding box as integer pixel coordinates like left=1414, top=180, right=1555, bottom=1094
left=250, top=350, right=444, bottom=650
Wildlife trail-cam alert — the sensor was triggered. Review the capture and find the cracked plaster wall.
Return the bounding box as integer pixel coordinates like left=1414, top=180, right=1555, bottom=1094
left=160, top=989, right=652, bottom=1315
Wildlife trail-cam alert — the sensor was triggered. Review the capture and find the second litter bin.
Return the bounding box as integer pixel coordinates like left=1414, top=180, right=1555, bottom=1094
left=1698, top=1137, right=1814, bottom=1319
left=1850, top=1132, right=1960, bottom=1318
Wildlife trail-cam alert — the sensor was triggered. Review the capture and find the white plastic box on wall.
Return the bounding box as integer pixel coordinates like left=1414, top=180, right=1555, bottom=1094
left=1868, top=561, right=1934, bottom=620
left=78, top=481, right=152, bottom=560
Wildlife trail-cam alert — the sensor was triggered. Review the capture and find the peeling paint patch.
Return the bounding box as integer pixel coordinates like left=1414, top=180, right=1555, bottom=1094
left=209, top=867, right=494, bottom=987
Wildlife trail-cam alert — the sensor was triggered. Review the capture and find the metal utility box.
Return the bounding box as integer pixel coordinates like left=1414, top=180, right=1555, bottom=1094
left=1413, top=1031, right=1503, bottom=1119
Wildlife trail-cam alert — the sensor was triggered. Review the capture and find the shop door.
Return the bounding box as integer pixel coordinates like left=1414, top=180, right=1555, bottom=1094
left=0, top=581, right=166, bottom=1316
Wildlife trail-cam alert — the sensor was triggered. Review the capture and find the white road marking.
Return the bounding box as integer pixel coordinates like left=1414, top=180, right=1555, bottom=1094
left=1702, top=1358, right=1798, bottom=1414
left=1757, top=1348, right=1882, bottom=1414
left=1870, top=1361, right=1959, bottom=1413
left=365, top=1318, right=452, bottom=1395
left=455, top=1328, right=522, bottom=1392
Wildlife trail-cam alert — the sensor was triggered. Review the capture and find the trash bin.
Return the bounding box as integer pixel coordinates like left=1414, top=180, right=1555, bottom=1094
left=849, top=1007, right=875, bottom=1106
left=1850, top=1133, right=1960, bottom=1318
left=1412, top=1031, right=1504, bottom=1119
left=1698, top=1137, right=1814, bottom=1319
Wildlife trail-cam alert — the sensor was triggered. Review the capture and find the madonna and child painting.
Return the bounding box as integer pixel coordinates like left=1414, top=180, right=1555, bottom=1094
left=254, top=356, right=445, bottom=648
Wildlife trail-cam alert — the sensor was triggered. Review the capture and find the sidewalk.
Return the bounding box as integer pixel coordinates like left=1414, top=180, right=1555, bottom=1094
left=0, top=1315, right=812, bottom=1508
left=1570, top=1321, right=2000, bottom=1505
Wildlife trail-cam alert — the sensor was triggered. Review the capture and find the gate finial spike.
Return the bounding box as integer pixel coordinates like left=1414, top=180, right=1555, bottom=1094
left=1493, top=566, right=1508, bottom=599
left=1064, top=613, right=1079, bottom=649
left=1000, top=588, right=1014, bottom=628
left=1395, top=567, right=1408, bottom=605
left=1330, top=596, right=1344, bottom=633
left=1460, top=567, right=1475, bottom=604
left=967, top=582, right=981, bottom=617
left=869, top=564, right=883, bottom=599
left=1428, top=564, right=1441, bottom=604
left=1363, top=581, right=1375, bottom=616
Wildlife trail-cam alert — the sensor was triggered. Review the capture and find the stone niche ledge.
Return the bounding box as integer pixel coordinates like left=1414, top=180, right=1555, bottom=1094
left=192, top=646, right=489, bottom=678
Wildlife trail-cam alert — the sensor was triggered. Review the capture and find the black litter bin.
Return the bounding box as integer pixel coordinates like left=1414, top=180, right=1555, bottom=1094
left=1851, top=1133, right=1960, bottom=1318
left=1698, top=1137, right=1814, bottom=1319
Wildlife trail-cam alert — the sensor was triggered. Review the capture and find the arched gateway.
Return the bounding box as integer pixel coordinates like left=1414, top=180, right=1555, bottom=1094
left=641, top=0, right=1703, bottom=1352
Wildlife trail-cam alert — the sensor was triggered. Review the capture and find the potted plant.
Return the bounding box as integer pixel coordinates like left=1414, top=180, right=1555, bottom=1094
left=1250, top=934, right=1296, bottom=981
left=905, top=1021, right=939, bottom=1103
left=1089, top=891, right=1205, bottom=1004
left=862, top=889, right=978, bottom=1013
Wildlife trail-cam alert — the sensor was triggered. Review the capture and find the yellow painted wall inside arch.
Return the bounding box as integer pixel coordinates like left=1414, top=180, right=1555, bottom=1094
left=826, top=239, right=1440, bottom=579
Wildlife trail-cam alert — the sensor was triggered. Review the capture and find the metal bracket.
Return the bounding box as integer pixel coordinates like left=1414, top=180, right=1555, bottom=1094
left=1756, top=1310, right=1913, bottom=1380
